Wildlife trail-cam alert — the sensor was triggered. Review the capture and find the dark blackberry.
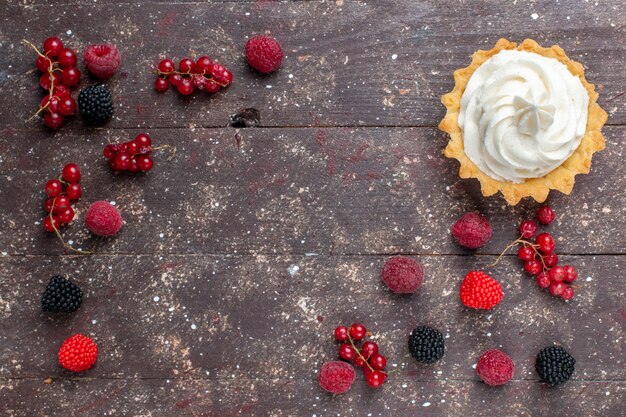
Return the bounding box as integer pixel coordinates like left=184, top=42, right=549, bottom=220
left=408, top=325, right=444, bottom=364
left=535, top=345, right=576, bottom=385
left=78, top=84, right=113, bottom=125
left=41, top=275, right=82, bottom=312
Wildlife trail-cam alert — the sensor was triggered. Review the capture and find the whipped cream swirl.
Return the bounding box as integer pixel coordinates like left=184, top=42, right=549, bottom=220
left=459, top=50, right=589, bottom=183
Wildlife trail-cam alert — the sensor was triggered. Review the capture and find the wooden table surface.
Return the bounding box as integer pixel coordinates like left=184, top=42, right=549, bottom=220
left=1, top=1, right=624, bottom=416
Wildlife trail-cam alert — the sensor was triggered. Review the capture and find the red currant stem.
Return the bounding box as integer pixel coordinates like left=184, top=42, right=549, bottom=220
left=526, top=242, right=549, bottom=271
left=48, top=198, right=93, bottom=255
left=346, top=333, right=376, bottom=373
left=23, top=39, right=57, bottom=120
left=154, top=69, right=230, bottom=88
left=488, top=237, right=527, bottom=267
left=150, top=144, right=177, bottom=161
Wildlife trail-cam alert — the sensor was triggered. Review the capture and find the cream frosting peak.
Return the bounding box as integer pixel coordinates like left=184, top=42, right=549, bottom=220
left=459, top=49, right=589, bottom=183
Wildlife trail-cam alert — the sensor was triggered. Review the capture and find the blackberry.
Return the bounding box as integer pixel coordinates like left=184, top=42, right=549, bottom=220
left=535, top=345, right=576, bottom=385
left=408, top=325, right=444, bottom=364
left=78, top=84, right=113, bottom=124
left=41, top=275, right=82, bottom=312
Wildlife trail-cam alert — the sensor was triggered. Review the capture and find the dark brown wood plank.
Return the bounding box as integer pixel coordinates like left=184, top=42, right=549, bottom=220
left=1, top=255, right=623, bottom=380
left=0, top=127, right=623, bottom=256
left=2, top=378, right=624, bottom=417
left=1, top=0, right=624, bottom=129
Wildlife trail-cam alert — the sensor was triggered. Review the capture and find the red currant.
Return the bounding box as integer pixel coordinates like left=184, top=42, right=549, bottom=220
left=138, top=155, right=154, bottom=171
left=524, top=259, right=542, bottom=275
left=517, top=246, right=535, bottom=261
left=36, top=55, right=51, bottom=72
left=158, top=59, right=175, bottom=73
left=549, top=282, right=565, bottom=296
left=52, top=84, right=71, bottom=99
left=196, top=56, right=214, bottom=74
left=53, top=195, right=71, bottom=213
left=349, top=323, right=367, bottom=341
left=103, top=144, right=116, bottom=160
left=334, top=326, right=348, bottom=342
left=40, top=72, right=61, bottom=90
left=561, top=286, right=574, bottom=301
left=543, top=252, right=558, bottom=268
left=43, top=215, right=61, bottom=232
left=205, top=80, right=221, bottom=93
left=155, top=77, right=169, bottom=92
left=45, top=179, right=63, bottom=197
left=57, top=48, right=77, bottom=67
left=360, top=341, right=378, bottom=358
left=365, top=370, right=387, bottom=388
left=61, top=67, right=81, bottom=86
left=338, top=343, right=355, bottom=361
left=353, top=355, right=366, bottom=367
left=563, top=265, right=578, bottom=282
left=62, top=163, right=81, bottom=183
left=58, top=97, right=77, bottom=116
left=535, top=233, right=555, bottom=253
left=168, top=73, right=183, bottom=86
left=128, top=157, right=141, bottom=172
left=179, top=57, right=195, bottom=73
left=518, top=220, right=537, bottom=239
left=537, top=205, right=556, bottom=225
left=176, top=77, right=195, bottom=95
left=57, top=206, right=75, bottom=224
left=43, top=112, right=64, bottom=130
left=536, top=272, right=551, bottom=288
left=126, top=141, right=138, bottom=155
left=369, top=353, right=387, bottom=370
left=44, top=198, right=55, bottom=213
left=193, top=75, right=207, bottom=90
left=66, top=183, right=82, bottom=200
left=43, top=37, right=64, bottom=57
left=548, top=266, right=565, bottom=282
left=134, top=133, right=152, bottom=147
left=113, top=153, right=131, bottom=171
left=40, top=95, right=60, bottom=113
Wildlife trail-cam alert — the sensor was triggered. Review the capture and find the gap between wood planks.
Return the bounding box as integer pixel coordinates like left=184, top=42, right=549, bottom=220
left=0, top=253, right=624, bottom=258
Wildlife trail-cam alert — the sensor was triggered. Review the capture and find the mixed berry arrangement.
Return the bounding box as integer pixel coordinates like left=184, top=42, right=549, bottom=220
left=154, top=56, right=233, bottom=95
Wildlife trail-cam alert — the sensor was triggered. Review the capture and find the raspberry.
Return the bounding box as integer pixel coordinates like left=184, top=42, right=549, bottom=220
left=536, top=205, right=556, bottom=225
left=245, top=35, right=284, bottom=74
left=41, top=275, right=82, bottom=313
left=83, top=44, right=121, bottom=79
left=318, top=361, right=356, bottom=394
left=408, top=326, right=445, bottom=364
left=84, top=201, right=123, bottom=237
left=451, top=212, right=492, bottom=249
left=58, top=334, right=98, bottom=372
left=476, top=349, right=515, bottom=386
left=381, top=256, right=424, bottom=294
left=535, top=345, right=575, bottom=385
left=459, top=270, right=503, bottom=310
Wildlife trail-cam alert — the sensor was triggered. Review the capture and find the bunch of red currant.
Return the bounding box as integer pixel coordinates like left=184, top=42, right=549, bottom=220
left=334, top=323, right=389, bottom=388
left=103, top=133, right=156, bottom=172
left=43, top=164, right=82, bottom=232
left=494, top=205, right=578, bottom=300
left=154, top=56, right=233, bottom=95
left=25, top=37, right=80, bottom=130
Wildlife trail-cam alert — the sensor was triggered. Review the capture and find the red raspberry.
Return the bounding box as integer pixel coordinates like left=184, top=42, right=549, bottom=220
left=84, top=201, right=123, bottom=237
left=451, top=212, right=492, bottom=249
left=245, top=35, right=284, bottom=74
left=536, top=205, right=556, bottom=225
left=58, top=334, right=98, bottom=372
left=476, top=349, right=515, bottom=386
left=459, top=271, right=503, bottom=310
left=83, top=44, right=121, bottom=79
left=381, top=256, right=424, bottom=294
left=318, top=361, right=356, bottom=394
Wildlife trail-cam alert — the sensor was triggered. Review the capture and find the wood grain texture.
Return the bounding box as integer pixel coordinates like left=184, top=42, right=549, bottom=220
left=0, top=0, right=624, bottom=416
left=0, top=127, right=623, bottom=256
left=0, top=0, right=624, bottom=129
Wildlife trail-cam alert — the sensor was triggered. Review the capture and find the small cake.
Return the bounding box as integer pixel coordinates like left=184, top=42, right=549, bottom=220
left=439, top=39, right=607, bottom=205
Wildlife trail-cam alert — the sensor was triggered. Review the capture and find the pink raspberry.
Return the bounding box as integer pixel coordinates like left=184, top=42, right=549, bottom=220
left=245, top=35, right=283, bottom=74
left=83, top=44, right=121, bottom=79
left=451, top=212, right=492, bottom=249
left=381, top=256, right=424, bottom=294
left=84, top=201, right=123, bottom=237
left=476, top=349, right=515, bottom=386
left=318, top=361, right=355, bottom=394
